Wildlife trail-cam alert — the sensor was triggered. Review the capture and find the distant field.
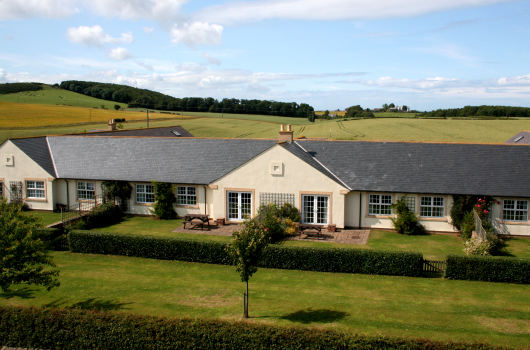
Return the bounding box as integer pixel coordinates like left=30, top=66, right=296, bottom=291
left=0, top=100, right=193, bottom=128
left=1, top=111, right=529, bottom=145
left=0, top=86, right=129, bottom=109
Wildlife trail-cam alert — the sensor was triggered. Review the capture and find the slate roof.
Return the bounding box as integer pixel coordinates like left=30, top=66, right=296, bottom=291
left=505, top=131, right=530, bottom=144
left=296, top=140, right=530, bottom=198
left=76, top=125, right=194, bottom=138
left=10, top=137, right=56, bottom=177
left=47, top=136, right=276, bottom=184
left=280, top=142, right=348, bottom=187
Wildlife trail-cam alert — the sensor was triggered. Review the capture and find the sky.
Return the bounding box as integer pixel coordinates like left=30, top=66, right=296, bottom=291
left=0, top=0, right=529, bottom=111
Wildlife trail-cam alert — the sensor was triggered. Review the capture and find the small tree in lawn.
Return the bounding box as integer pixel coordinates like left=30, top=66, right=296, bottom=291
left=0, top=198, right=60, bottom=292
left=226, top=219, right=269, bottom=318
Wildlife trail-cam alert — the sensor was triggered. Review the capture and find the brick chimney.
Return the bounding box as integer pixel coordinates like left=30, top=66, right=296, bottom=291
left=108, top=119, right=116, bottom=131
left=278, top=124, right=293, bottom=143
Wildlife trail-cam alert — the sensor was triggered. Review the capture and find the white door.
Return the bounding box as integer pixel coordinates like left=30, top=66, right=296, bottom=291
left=302, top=195, right=329, bottom=224
left=227, top=191, right=252, bottom=221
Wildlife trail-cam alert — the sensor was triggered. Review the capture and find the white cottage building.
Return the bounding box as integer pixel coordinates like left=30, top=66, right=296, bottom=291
left=1, top=126, right=529, bottom=236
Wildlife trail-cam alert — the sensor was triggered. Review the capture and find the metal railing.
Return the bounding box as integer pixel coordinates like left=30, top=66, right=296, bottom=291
left=61, top=194, right=105, bottom=223
left=473, top=209, right=487, bottom=240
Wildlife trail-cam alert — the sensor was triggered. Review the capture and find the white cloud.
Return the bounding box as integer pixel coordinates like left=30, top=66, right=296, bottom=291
left=85, top=0, right=187, bottom=22
left=143, top=26, right=155, bottom=35
left=193, top=0, right=511, bottom=25
left=497, top=74, right=530, bottom=86
left=67, top=25, right=134, bottom=48
left=0, top=0, right=77, bottom=20
left=108, top=47, right=133, bottom=60
left=0, top=68, right=7, bottom=83
left=170, top=22, right=223, bottom=47
left=202, top=53, right=221, bottom=66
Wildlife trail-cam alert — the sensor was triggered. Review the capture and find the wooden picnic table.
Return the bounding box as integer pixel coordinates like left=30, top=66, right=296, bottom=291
left=183, top=214, right=212, bottom=230
left=298, top=223, right=324, bottom=240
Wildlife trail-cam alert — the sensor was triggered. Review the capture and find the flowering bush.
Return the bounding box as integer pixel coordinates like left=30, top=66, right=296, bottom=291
left=255, top=203, right=300, bottom=242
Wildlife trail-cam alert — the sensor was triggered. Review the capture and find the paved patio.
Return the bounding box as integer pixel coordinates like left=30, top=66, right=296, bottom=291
left=174, top=222, right=369, bottom=245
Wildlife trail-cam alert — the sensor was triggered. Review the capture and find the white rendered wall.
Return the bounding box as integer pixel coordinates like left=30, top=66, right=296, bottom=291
left=0, top=140, right=55, bottom=211
left=211, top=144, right=349, bottom=226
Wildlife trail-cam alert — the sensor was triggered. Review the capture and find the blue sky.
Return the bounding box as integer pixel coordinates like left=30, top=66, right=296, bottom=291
left=1, top=0, right=529, bottom=111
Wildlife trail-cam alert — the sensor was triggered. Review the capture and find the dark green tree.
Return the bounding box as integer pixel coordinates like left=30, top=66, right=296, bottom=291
left=151, top=181, right=177, bottom=220
left=0, top=198, right=60, bottom=292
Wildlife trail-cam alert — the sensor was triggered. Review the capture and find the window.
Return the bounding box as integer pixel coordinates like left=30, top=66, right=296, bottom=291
left=0, top=180, right=3, bottom=198
left=503, top=200, right=528, bottom=221
left=77, top=181, right=95, bottom=200
left=420, top=196, right=444, bottom=217
left=177, top=186, right=196, bottom=205
left=10, top=181, right=23, bottom=202
left=302, top=195, right=329, bottom=224
left=227, top=191, right=252, bottom=221
left=26, top=180, right=45, bottom=199
left=369, top=194, right=392, bottom=215
left=399, top=196, right=416, bottom=212
left=136, top=184, right=155, bottom=203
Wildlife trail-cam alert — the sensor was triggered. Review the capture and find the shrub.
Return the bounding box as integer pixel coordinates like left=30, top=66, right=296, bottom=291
left=69, top=230, right=423, bottom=277
left=151, top=181, right=177, bottom=220
left=34, top=228, right=68, bottom=251
left=255, top=203, right=300, bottom=242
left=446, top=255, right=530, bottom=284
left=460, top=211, right=474, bottom=240
left=0, top=306, right=506, bottom=350
left=84, top=202, right=123, bottom=229
left=391, top=198, right=426, bottom=235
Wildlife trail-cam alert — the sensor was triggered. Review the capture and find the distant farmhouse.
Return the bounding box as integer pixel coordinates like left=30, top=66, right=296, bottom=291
left=1, top=125, right=529, bottom=236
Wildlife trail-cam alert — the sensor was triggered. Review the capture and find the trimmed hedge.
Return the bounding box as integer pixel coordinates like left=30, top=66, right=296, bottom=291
left=34, top=227, right=68, bottom=251
left=260, top=245, right=423, bottom=276
left=0, top=306, right=509, bottom=350
left=69, top=230, right=423, bottom=277
left=446, top=255, right=530, bottom=284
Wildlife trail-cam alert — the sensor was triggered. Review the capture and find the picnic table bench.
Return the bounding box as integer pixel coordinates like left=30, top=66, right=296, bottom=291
left=298, top=223, right=324, bottom=240
left=183, top=214, right=212, bottom=230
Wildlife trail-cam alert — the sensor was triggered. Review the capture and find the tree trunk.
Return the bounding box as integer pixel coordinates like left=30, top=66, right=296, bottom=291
left=244, top=281, right=249, bottom=318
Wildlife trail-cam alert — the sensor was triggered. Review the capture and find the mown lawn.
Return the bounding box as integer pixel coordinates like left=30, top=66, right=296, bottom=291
left=84, top=216, right=530, bottom=261
left=22, top=210, right=63, bottom=226
left=1, top=251, right=529, bottom=349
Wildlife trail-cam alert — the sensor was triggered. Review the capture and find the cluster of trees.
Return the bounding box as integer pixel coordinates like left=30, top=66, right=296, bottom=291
left=344, top=105, right=375, bottom=118
left=59, top=81, right=315, bottom=118
left=0, top=82, right=43, bottom=94
left=380, top=103, right=409, bottom=112
left=421, top=105, right=530, bottom=118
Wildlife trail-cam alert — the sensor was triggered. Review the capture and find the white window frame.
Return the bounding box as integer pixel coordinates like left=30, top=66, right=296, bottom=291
left=177, top=186, right=197, bottom=206
left=136, top=184, right=155, bottom=204
left=26, top=180, right=45, bottom=199
left=227, top=191, right=252, bottom=221
left=502, top=199, right=528, bottom=222
left=77, top=181, right=95, bottom=200
left=368, top=194, right=393, bottom=215
left=420, top=196, right=445, bottom=218
left=302, top=194, right=329, bottom=225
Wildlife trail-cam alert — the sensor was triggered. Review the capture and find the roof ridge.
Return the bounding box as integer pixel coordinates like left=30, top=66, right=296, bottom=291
left=296, top=139, right=530, bottom=146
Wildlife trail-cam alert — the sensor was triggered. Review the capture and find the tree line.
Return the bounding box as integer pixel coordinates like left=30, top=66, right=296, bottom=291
left=0, top=82, right=43, bottom=94
left=59, top=80, right=315, bottom=118
left=420, top=105, right=530, bottom=118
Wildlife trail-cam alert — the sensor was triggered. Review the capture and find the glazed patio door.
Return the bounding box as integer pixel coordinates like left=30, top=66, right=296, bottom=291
left=227, top=191, right=252, bottom=221
left=302, top=195, right=329, bottom=224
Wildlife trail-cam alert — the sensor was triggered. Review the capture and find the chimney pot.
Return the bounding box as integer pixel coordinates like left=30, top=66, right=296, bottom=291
left=108, top=119, right=116, bottom=131
left=287, top=124, right=291, bottom=132
left=280, top=124, right=285, bottom=132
